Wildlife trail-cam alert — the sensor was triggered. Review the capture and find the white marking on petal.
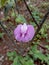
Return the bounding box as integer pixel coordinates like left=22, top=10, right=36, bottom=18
left=21, top=23, right=27, bottom=34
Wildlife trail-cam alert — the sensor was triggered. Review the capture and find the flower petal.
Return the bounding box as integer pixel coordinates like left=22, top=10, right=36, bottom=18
left=14, top=24, right=22, bottom=41
left=20, top=25, right=35, bottom=42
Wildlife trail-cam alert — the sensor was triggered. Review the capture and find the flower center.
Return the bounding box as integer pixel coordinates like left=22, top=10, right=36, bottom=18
left=21, top=23, right=27, bottom=37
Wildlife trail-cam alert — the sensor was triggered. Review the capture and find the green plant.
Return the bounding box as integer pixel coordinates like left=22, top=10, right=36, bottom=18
left=29, top=44, right=49, bottom=65
left=0, top=0, right=7, bottom=7
left=0, top=32, right=4, bottom=38
left=7, top=51, right=34, bottom=65
left=7, top=51, right=17, bottom=61
left=36, top=23, right=49, bottom=39
left=7, top=0, right=15, bottom=7
left=0, top=0, right=15, bottom=8
left=45, top=45, right=49, bottom=50
left=15, top=14, right=27, bottom=23
left=41, top=2, right=49, bottom=8
left=30, top=21, right=36, bottom=27
left=32, top=11, right=41, bottom=23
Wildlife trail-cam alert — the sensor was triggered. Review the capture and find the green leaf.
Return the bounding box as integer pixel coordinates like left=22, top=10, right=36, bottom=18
left=1, top=0, right=7, bottom=6
left=7, top=51, right=17, bottom=57
left=12, top=56, right=22, bottom=65
left=11, top=11, right=16, bottom=17
left=15, top=14, right=27, bottom=23
left=20, top=58, right=34, bottom=65
left=25, top=60, right=34, bottom=65
left=32, top=11, right=41, bottom=23
left=7, top=0, right=14, bottom=7
left=40, top=28, right=45, bottom=34
left=30, top=22, right=36, bottom=27
left=9, top=56, right=14, bottom=61
left=0, top=33, right=4, bottom=38
left=45, top=45, right=49, bottom=50
left=7, top=51, right=17, bottom=61
left=30, top=45, right=47, bottom=62
left=45, top=54, right=49, bottom=65
left=12, top=57, right=18, bottom=65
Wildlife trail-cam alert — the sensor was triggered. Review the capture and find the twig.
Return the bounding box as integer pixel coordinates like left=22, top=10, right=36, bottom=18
left=14, top=0, right=19, bottom=14
left=33, top=9, right=49, bottom=39
left=23, top=0, right=39, bottom=27
left=0, top=21, right=22, bottom=54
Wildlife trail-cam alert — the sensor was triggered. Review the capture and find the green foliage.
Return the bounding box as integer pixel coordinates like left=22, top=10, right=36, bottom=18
left=7, top=51, right=17, bottom=61
left=41, top=2, right=49, bottom=8
left=7, top=0, right=15, bottom=7
left=30, top=21, right=36, bottom=27
left=7, top=51, right=34, bottom=65
left=46, top=54, right=49, bottom=65
left=12, top=55, right=34, bottom=65
left=0, top=0, right=15, bottom=8
left=45, top=45, right=49, bottom=50
left=30, top=10, right=41, bottom=27
left=11, top=11, right=16, bottom=17
left=7, top=44, right=49, bottom=65
left=0, top=33, right=4, bottom=38
left=15, top=14, right=27, bottom=23
left=12, top=56, right=21, bottom=65
left=32, top=11, right=41, bottom=23
left=36, top=23, right=49, bottom=39
left=29, top=5, right=42, bottom=23
left=20, top=59, right=34, bottom=65
left=0, top=0, right=7, bottom=7
left=29, top=5, right=38, bottom=12
left=29, top=44, right=49, bottom=64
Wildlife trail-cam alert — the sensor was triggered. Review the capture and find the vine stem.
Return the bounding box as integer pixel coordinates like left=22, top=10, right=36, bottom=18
left=33, top=9, right=49, bottom=39
left=23, top=0, right=39, bottom=27
left=14, top=0, right=19, bottom=14
left=0, top=21, right=23, bottom=55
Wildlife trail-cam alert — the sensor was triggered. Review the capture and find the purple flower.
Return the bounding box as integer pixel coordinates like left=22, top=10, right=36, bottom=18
left=14, top=23, right=35, bottom=42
